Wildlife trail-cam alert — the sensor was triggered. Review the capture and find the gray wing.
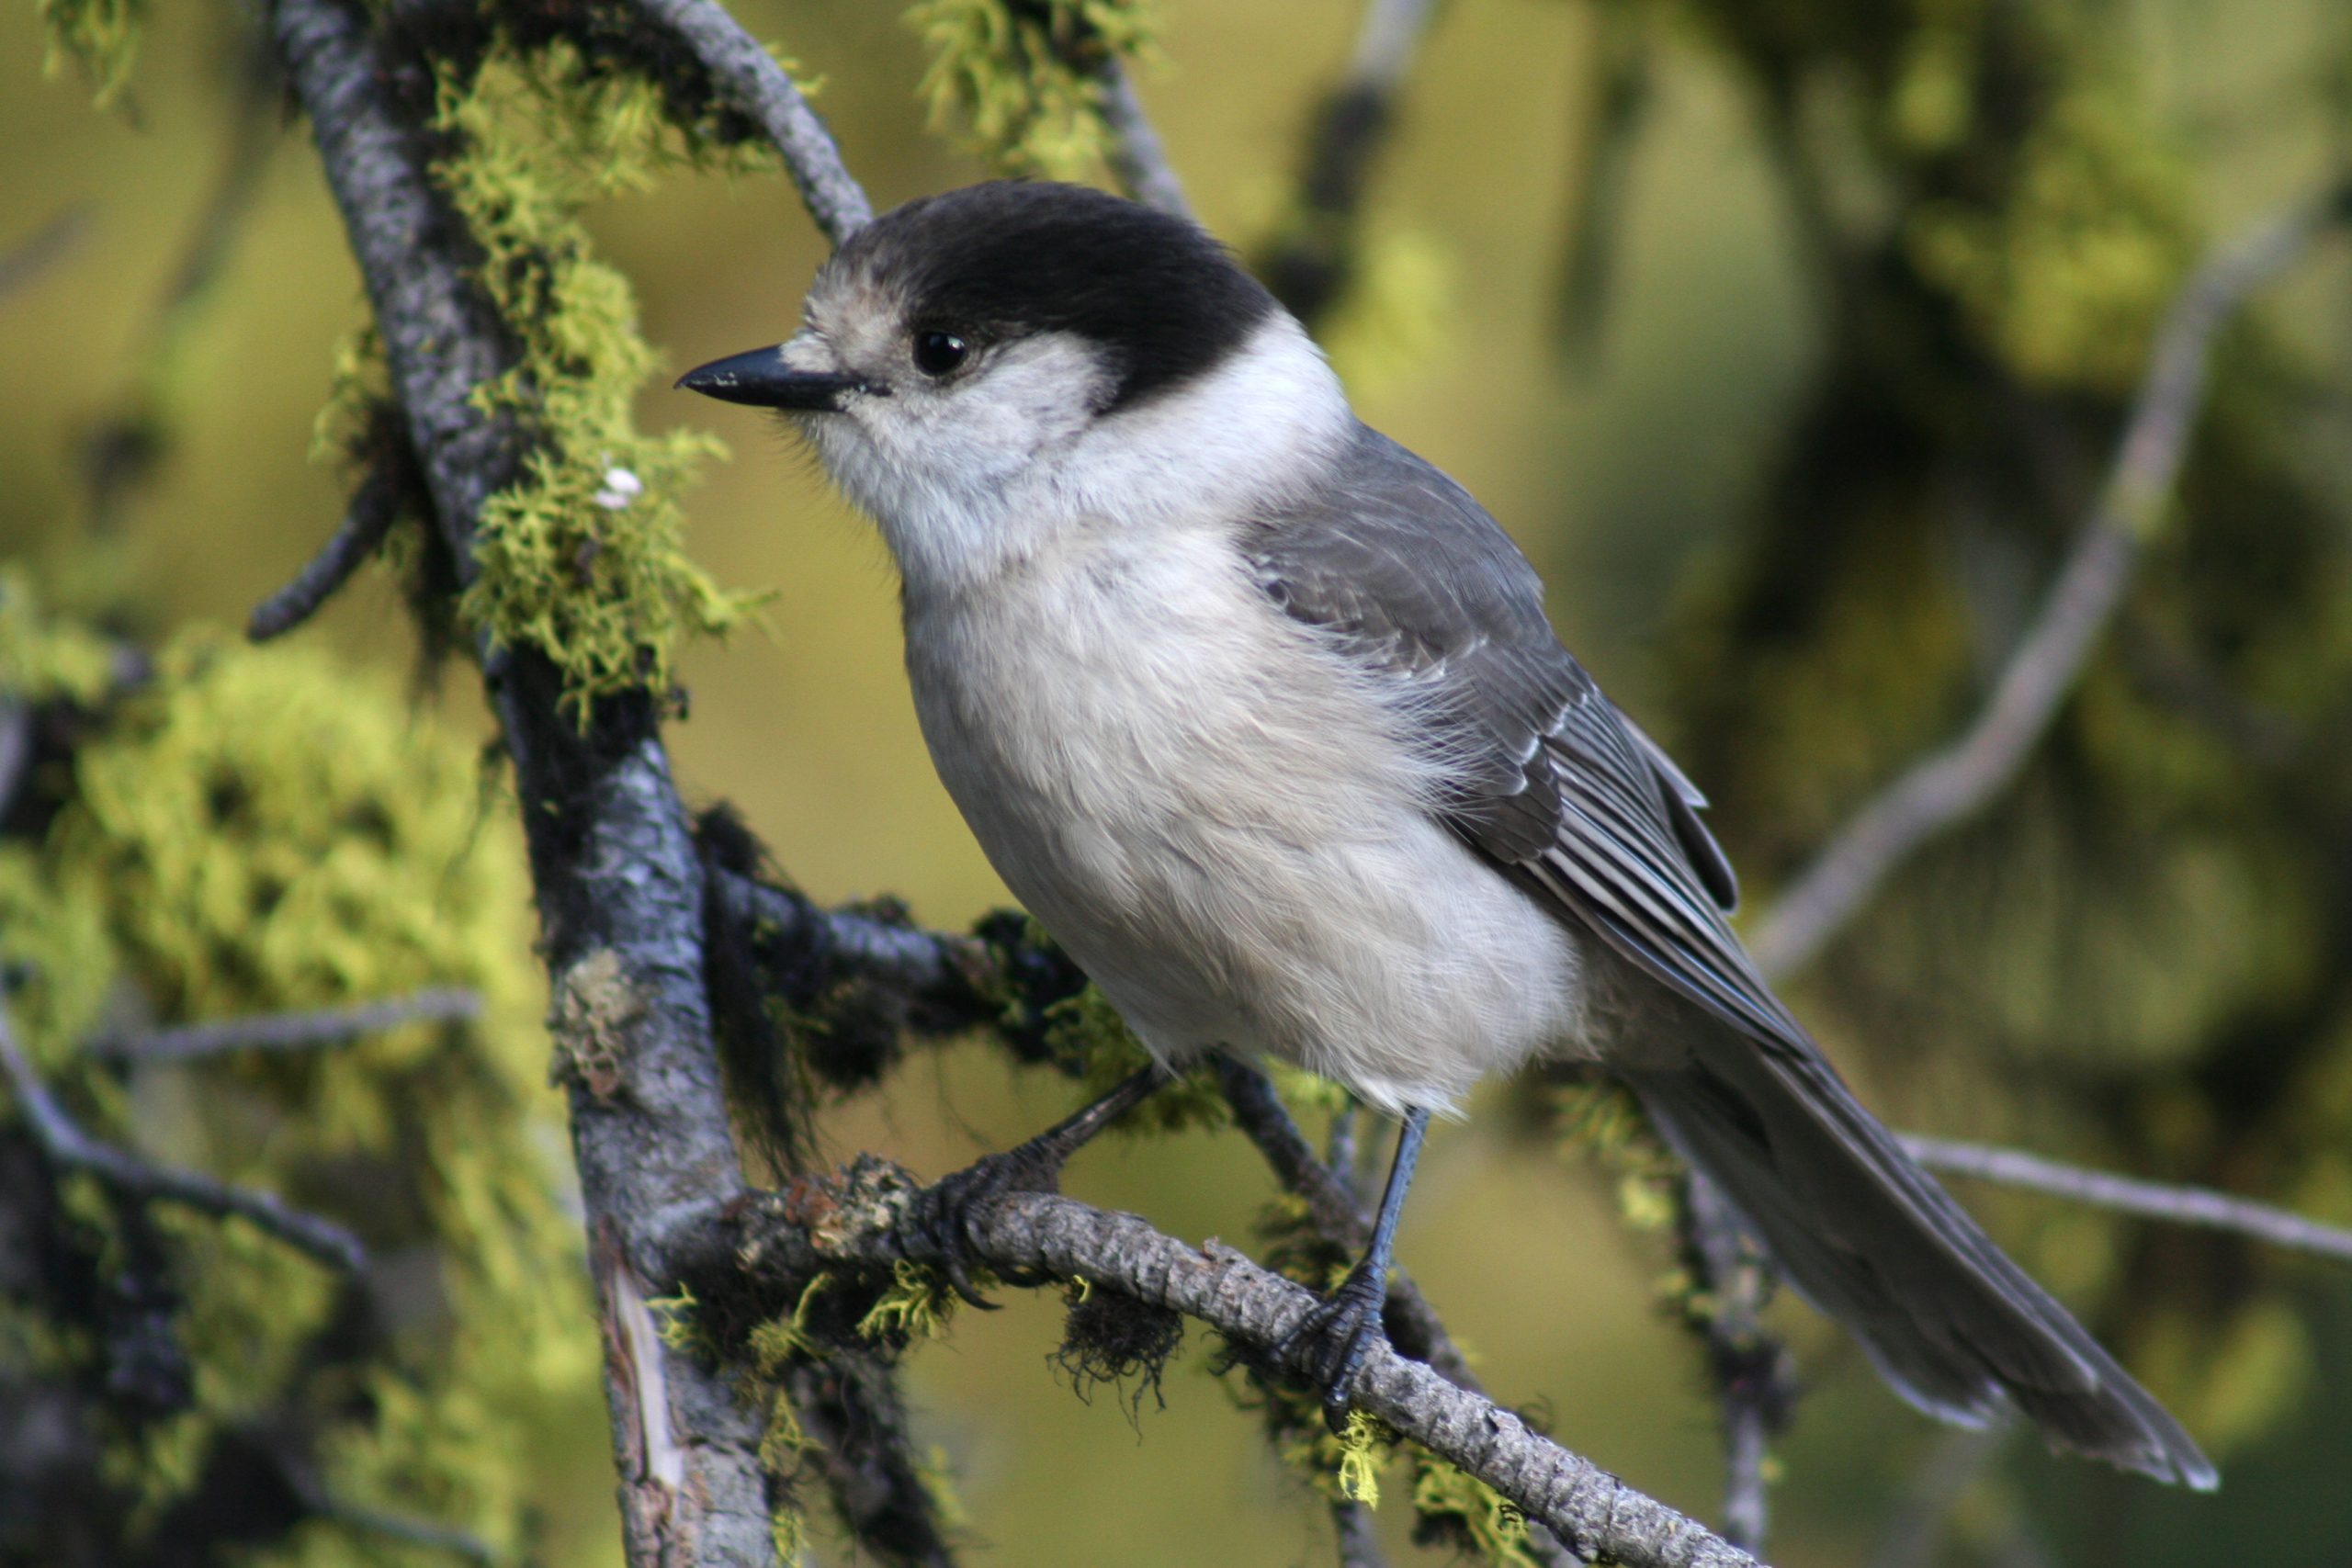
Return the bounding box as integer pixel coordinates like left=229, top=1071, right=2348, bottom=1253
left=1245, top=423, right=1753, bottom=1022
left=1243, top=423, right=2216, bottom=1488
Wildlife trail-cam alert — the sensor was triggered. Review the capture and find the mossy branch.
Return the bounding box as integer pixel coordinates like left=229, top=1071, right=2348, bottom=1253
left=698, top=1160, right=1763, bottom=1568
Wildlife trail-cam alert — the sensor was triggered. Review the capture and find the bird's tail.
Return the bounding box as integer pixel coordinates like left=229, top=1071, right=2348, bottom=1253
left=1623, top=1040, right=2216, bottom=1490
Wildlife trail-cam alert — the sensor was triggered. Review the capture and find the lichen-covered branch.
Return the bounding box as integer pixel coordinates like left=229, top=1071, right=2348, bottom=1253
left=706, top=1160, right=1762, bottom=1568
left=1747, top=188, right=2352, bottom=982
left=265, top=0, right=772, bottom=1558
left=0, top=1002, right=367, bottom=1272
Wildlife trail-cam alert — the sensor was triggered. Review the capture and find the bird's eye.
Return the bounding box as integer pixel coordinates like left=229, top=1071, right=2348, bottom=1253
left=913, top=331, right=969, bottom=377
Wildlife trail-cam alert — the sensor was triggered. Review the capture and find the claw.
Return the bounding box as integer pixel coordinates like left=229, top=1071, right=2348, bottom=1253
left=1277, top=1264, right=1391, bottom=1432
left=908, top=1149, right=1040, bottom=1306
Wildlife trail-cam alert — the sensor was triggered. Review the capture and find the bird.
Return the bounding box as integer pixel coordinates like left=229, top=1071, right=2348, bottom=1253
left=677, top=178, right=2216, bottom=1490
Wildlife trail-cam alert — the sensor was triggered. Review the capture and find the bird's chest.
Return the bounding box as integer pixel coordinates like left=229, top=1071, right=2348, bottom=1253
left=900, top=532, right=1419, bottom=1015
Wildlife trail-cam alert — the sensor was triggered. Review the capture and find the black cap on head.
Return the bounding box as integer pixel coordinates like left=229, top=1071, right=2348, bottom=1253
left=834, top=181, right=1279, bottom=412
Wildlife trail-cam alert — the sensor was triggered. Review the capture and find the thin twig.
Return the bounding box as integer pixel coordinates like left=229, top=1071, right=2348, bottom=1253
left=623, top=0, right=874, bottom=244
left=1258, top=0, right=1444, bottom=326
left=317, top=1499, right=503, bottom=1564
left=1900, top=1134, right=2352, bottom=1266
left=1326, top=1097, right=1361, bottom=1198
left=1332, top=1496, right=1388, bottom=1568
left=88, top=988, right=482, bottom=1064
left=714, top=1162, right=1763, bottom=1568
left=0, top=1003, right=366, bottom=1272
left=1097, top=60, right=1188, bottom=218
left=1678, top=1176, right=1793, bottom=1554
left=0, top=206, right=92, bottom=305
left=1747, top=188, right=2352, bottom=981
left=248, top=436, right=416, bottom=640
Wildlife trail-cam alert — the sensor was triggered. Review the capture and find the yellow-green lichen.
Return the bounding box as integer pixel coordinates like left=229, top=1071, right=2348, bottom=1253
left=418, top=42, right=764, bottom=716
left=1410, top=1450, right=1536, bottom=1566
left=1272, top=1403, right=1397, bottom=1507
left=1042, top=984, right=1228, bottom=1134
left=2, top=614, right=595, bottom=1562
left=0, top=564, right=119, bottom=708
left=856, top=1258, right=967, bottom=1343
left=909, top=0, right=1158, bottom=178
left=37, top=0, right=143, bottom=108
left=1555, top=1078, right=1680, bottom=1233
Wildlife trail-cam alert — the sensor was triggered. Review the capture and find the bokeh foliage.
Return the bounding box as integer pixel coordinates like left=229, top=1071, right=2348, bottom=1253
left=1, top=573, right=596, bottom=1566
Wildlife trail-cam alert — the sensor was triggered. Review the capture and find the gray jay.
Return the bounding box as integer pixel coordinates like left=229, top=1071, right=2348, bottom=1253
left=680, top=179, right=2214, bottom=1489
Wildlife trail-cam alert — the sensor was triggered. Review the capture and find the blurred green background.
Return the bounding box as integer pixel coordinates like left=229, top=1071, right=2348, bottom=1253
left=9, top=1, right=2352, bottom=1564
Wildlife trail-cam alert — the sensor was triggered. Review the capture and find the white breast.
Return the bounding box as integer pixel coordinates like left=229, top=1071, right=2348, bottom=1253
left=902, top=521, right=1588, bottom=1115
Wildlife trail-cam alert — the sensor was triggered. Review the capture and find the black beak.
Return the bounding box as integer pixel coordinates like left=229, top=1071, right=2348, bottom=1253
left=674, top=346, right=874, bottom=411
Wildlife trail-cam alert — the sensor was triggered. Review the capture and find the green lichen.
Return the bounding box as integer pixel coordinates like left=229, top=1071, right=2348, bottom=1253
left=0, top=565, right=118, bottom=707
left=37, top=0, right=143, bottom=108
left=2, top=615, right=594, bottom=1563
left=856, top=1258, right=966, bottom=1343
left=1265, top=1396, right=1398, bottom=1506
left=1409, top=1450, right=1535, bottom=1566
left=1555, top=1078, right=1680, bottom=1234
left=909, top=0, right=1158, bottom=178
left=1041, top=984, right=1228, bottom=1134
left=418, top=40, right=765, bottom=716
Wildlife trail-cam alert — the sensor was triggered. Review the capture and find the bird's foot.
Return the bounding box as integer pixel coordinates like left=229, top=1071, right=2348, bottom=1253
left=905, top=1143, right=1066, bottom=1306
left=1278, top=1260, right=1391, bottom=1432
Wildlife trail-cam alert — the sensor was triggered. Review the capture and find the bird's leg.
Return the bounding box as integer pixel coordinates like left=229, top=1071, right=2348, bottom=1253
left=1280, top=1105, right=1430, bottom=1431
left=909, top=1065, right=1167, bottom=1305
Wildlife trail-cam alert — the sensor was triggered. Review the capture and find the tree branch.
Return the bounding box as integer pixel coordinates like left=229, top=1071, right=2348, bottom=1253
left=0, top=1003, right=367, bottom=1272
left=1899, top=1134, right=2352, bottom=1266
left=623, top=0, right=873, bottom=244
left=266, top=0, right=775, bottom=1558
left=88, top=988, right=482, bottom=1064
left=247, top=419, right=421, bottom=641
left=1097, top=60, right=1189, bottom=218
left=1258, top=0, right=1444, bottom=327
left=710, top=1160, right=1763, bottom=1568
left=1676, top=1176, right=1794, bottom=1554
left=1747, top=188, right=2351, bottom=981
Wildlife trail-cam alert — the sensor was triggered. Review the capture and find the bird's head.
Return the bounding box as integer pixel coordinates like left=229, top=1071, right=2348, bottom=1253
left=679, top=180, right=1349, bottom=593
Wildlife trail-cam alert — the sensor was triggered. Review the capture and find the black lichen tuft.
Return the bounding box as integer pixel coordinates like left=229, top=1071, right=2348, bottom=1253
left=1050, top=1277, right=1183, bottom=1421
